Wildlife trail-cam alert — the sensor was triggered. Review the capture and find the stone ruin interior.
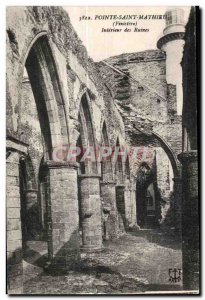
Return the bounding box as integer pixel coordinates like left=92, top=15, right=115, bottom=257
left=6, top=6, right=199, bottom=294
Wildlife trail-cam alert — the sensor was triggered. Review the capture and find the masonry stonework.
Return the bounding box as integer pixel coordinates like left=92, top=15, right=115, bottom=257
left=6, top=6, right=197, bottom=294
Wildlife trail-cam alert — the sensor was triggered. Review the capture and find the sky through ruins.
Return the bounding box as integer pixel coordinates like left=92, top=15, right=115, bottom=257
left=66, top=6, right=191, bottom=61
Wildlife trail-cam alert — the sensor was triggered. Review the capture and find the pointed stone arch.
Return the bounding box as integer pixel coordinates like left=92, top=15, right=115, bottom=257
left=133, top=125, right=180, bottom=179
left=78, top=92, right=98, bottom=174
left=152, top=131, right=180, bottom=178
left=24, top=34, right=69, bottom=158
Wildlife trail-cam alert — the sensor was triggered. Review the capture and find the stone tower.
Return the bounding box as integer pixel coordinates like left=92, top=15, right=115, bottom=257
left=157, top=7, right=185, bottom=115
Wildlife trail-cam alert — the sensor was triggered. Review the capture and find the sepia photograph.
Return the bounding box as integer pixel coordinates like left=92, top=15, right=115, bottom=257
left=6, top=5, right=199, bottom=295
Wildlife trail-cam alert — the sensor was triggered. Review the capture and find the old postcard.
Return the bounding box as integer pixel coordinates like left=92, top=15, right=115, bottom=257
left=6, top=6, right=199, bottom=295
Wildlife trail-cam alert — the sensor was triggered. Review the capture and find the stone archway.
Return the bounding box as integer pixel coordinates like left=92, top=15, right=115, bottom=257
left=25, top=35, right=69, bottom=157
left=7, top=33, right=79, bottom=293
left=152, top=131, right=180, bottom=178
left=136, top=162, right=160, bottom=229
left=131, top=127, right=182, bottom=230
left=23, top=34, right=79, bottom=265
left=77, top=93, right=98, bottom=174
left=145, top=131, right=182, bottom=230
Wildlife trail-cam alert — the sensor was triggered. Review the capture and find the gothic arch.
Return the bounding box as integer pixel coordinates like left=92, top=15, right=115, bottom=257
left=21, top=31, right=48, bottom=68
left=133, top=125, right=180, bottom=178
left=101, top=121, right=113, bottom=181
left=23, top=34, right=69, bottom=158
left=78, top=93, right=97, bottom=174
left=152, top=131, right=180, bottom=178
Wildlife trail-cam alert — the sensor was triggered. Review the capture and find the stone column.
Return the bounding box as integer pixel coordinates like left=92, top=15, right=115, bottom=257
left=178, top=151, right=199, bottom=290
left=45, top=161, right=80, bottom=269
left=79, top=174, right=102, bottom=252
left=125, top=186, right=138, bottom=229
left=124, top=178, right=138, bottom=229
left=172, top=177, right=182, bottom=233
left=100, top=181, right=118, bottom=239
left=6, top=151, right=23, bottom=294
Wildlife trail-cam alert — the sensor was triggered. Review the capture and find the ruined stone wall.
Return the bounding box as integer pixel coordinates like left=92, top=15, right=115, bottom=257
left=7, top=152, right=23, bottom=293
left=6, top=7, right=127, bottom=293
left=179, top=7, right=199, bottom=290
left=97, top=49, right=183, bottom=229
left=97, top=50, right=182, bottom=158
left=98, top=50, right=168, bottom=122
left=6, top=6, right=185, bottom=293
left=6, top=6, right=125, bottom=149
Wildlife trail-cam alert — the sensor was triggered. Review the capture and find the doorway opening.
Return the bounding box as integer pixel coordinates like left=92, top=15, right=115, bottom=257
left=136, top=162, right=161, bottom=229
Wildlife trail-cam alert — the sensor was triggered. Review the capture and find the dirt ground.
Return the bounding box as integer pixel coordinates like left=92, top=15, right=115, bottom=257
left=23, top=229, right=183, bottom=295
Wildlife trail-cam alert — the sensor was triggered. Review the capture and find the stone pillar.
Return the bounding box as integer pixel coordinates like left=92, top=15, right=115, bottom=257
left=172, top=177, right=182, bottom=233
left=79, top=174, right=102, bottom=252
left=124, top=181, right=137, bottom=228
left=6, top=151, right=23, bottom=294
left=45, top=161, right=80, bottom=269
left=178, top=151, right=199, bottom=290
left=100, top=181, right=118, bottom=239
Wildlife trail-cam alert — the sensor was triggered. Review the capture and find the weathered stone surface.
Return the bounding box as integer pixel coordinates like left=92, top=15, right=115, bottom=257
left=79, top=175, right=102, bottom=251
left=6, top=5, right=190, bottom=295
left=101, top=181, right=119, bottom=239
left=178, top=151, right=199, bottom=290
left=47, top=164, right=80, bottom=265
